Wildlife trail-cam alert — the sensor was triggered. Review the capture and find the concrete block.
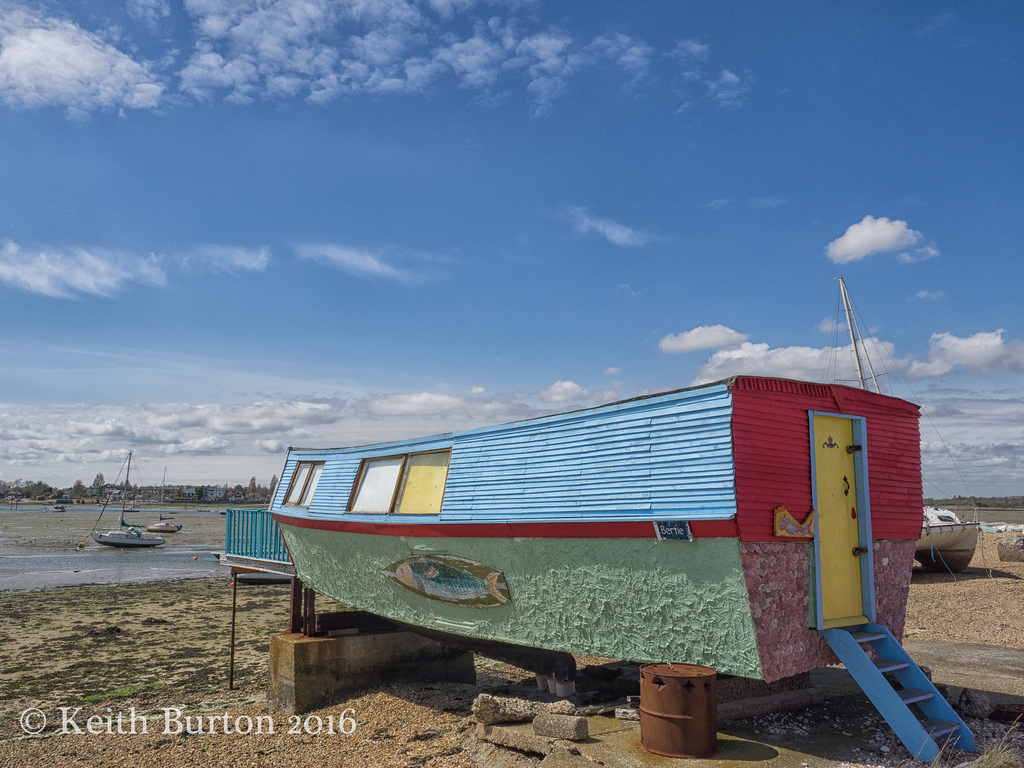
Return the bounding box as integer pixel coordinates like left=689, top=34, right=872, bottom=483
left=533, top=713, right=588, bottom=740
left=477, top=723, right=556, bottom=755
left=267, top=631, right=475, bottom=715
left=472, top=694, right=575, bottom=724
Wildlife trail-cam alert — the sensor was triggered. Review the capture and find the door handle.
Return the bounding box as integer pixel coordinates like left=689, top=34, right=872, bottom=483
left=852, top=546, right=868, bottom=556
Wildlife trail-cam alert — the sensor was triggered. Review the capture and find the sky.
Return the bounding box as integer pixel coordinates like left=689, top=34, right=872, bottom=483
left=0, top=1, right=1022, bottom=499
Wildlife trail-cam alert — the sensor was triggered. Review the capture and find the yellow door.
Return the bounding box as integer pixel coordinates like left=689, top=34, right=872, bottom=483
left=813, top=415, right=867, bottom=628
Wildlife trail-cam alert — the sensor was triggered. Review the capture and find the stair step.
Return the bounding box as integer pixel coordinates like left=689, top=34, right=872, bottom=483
left=923, top=720, right=959, bottom=739
left=874, top=658, right=911, bottom=674
left=898, top=688, right=935, bottom=705
left=850, top=630, right=888, bottom=645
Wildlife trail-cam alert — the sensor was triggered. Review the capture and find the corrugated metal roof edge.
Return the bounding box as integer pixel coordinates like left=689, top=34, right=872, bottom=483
left=286, top=375, right=919, bottom=455
left=286, top=377, right=737, bottom=454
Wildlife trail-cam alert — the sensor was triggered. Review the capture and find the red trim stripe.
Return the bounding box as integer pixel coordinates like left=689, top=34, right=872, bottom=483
left=272, top=514, right=738, bottom=540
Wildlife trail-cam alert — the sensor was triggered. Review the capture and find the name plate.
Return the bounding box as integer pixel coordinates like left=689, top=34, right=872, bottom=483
left=654, top=520, right=693, bottom=541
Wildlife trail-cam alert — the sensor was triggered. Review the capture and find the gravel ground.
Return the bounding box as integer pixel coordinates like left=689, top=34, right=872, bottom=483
left=1, top=531, right=1022, bottom=767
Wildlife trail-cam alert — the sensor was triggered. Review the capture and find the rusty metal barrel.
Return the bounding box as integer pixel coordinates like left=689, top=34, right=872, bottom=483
left=639, top=663, right=718, bottom=758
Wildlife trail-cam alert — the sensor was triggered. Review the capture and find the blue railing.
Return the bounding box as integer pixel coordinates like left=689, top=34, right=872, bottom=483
left=224, top=508, right=292, bottom=563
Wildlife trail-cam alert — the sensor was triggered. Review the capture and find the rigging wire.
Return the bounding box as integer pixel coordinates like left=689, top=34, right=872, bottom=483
left=834, top=280, right=989, bottom=578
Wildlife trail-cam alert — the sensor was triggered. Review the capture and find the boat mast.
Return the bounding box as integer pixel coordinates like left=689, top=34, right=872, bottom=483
left=838, top=276, right=881, bottom=393
left=120, top=451, right=132, bottom=526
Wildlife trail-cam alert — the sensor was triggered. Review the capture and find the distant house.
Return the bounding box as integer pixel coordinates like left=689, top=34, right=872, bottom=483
left=227, top=491, right=245, bottom=502
left=205, top=487, right=227, bottom=501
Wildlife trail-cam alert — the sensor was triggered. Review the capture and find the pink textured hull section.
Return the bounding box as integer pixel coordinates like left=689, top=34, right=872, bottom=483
left=740, top=540, right=915, bottom=683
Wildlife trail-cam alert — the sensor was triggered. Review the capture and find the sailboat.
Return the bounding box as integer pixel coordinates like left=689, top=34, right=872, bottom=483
left=147, top=514, right=183, bottom=534
left=836, top=277, right=978, bottom=573
left=146, top=468, right=183, bottom=533
left=92, top=452, right=165, bottom=548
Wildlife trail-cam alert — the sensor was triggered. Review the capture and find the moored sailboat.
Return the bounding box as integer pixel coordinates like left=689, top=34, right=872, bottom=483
left=92, top=452, right=165, bottom=548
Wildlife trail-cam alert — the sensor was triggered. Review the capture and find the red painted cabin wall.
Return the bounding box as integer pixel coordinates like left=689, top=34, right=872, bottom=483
left=730, top=377, right=923, bottom=542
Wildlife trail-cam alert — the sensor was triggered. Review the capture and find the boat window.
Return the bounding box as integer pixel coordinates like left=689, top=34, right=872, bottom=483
left=395, top=451, right=450, bottom=515
left=350, top=457, right=404, bottom=512
left=283, top=461, right=325, bottom=507
left=348, top=449, right=451, bottom=515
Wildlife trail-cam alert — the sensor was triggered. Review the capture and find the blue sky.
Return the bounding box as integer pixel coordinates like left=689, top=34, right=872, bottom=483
left=1, top=1, right=1022, bottom=497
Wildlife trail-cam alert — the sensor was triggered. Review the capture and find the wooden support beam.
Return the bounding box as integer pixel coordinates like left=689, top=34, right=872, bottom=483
left=302, top=587, right=316, bottom=637
left=289, top=575, right=304, bottom=634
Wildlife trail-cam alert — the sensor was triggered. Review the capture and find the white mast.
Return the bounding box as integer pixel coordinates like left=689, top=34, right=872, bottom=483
left=838, top=276, right=881, bottom=393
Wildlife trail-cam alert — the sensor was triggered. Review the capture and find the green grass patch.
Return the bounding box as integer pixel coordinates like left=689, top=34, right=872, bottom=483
left=82, top=682, right=166, bottom=703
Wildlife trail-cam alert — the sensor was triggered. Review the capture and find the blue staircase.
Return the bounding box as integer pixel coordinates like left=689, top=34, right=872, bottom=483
left=824, top=623, right=974, bottom=763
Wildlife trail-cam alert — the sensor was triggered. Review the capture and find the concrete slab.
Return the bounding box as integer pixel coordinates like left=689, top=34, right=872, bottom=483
left=904, top=639, right=1024, bottom=700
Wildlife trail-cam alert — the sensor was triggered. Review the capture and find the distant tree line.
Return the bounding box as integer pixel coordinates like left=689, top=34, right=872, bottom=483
left=924, top=495, right=1024, bottom=509
left=2, top=474, right=279, bottom=502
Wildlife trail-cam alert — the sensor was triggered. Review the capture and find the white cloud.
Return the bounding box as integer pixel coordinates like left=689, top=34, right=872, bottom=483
left=669, top=39, right=751, bottom=109
left=509, top=31, right=590, bottom=116
left=825, top=215, right=924, bottom=264
left=568, top=207, right=655, bottom=247
left=433, top=31, right=510, bottom=89
left=181, top=244, right=271, bottom=272
left=687, top=327, right=1024, bottom=386
left=659, top=325, right=749, bottom=353
left=690, top=339, right=896, bottom=388
left=295, top=242, right=411, bottom=281
left=587, top=32, right=652, bottom=86
left=127, top=0, right=172, bottom=31
left=537, top=379, right=618, bottom=404
left=915, top=389, right=1024, bottom=498
left=0, top=241, right=165, bottom=298
left=898, top=244, right=939, bottom=263
left=914, top=13, right=956, bottom=38
left=915, top=290, right=945, bottom=300
left=0, top=390, right=548, bottom=486
left=904, top=330, right=1024, bottom=379
left=537, top=380, right=587, bottom=403
left=180, top=0, right=342, bottom=102
left=671, top=39, right=709, bottom=61
left=749, top=196, right=788, bottom=209
left=701, top=199, right=731, bottom=210
left=706, top=68, right=750, bottom=107
left=0, top=9, right=164, bottom=116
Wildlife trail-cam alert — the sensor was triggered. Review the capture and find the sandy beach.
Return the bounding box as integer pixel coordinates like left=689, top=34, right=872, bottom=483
left=1, top=530, right=1022, bottom=767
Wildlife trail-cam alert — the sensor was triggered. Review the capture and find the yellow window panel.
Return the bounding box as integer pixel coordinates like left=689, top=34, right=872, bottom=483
left=395, top=451, right=450, bottom=515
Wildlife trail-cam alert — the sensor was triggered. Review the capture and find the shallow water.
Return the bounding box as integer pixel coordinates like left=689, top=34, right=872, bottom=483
left=0, top=503, right=241, bottom=591
left=0, top=544, right=224, bottom=591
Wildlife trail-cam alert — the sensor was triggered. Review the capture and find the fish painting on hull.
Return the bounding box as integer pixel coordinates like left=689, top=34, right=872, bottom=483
left=382, top=555, right=511, bottom=607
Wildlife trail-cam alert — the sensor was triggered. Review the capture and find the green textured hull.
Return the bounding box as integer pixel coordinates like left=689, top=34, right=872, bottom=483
left=281, top=524, right=764, bottom=679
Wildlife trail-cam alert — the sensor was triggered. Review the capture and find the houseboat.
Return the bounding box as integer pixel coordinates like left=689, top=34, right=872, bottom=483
left=271, top=376, right=925, bottom=674
left=270, top=375, right=973, bottom=759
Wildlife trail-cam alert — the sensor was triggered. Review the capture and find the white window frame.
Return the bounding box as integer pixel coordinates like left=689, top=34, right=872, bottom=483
left=283, top=461, right=324, bottom=508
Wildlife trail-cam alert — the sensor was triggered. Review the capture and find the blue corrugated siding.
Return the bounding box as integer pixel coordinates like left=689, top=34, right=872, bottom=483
left=274, top=384, right=737, bottom=523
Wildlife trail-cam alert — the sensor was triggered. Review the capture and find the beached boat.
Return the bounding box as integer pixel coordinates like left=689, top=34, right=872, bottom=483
left=92, top=452, right=165, bottom=548
left=147, top=513, right=183, bottom=533
left=92, top=525, right=165, bottom=548
left=44, top=504, right=67, bottom=513
left=271, top=376, right=926, bottom=679
left=915, top=507, right=978, bottom=572
left=270, top=374, right=974, bottom=760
